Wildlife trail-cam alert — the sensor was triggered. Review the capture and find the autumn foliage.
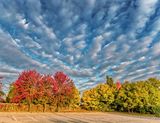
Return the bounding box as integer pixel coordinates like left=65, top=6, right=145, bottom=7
left=11, top=70, right=41, bottom=105
left=7, top=70, right=80, bottom=112
left=0, top=71, right=160, bottom=116
left=81, top=77, right=160, bottom=116
left=116, top=81, right=121, bottom=90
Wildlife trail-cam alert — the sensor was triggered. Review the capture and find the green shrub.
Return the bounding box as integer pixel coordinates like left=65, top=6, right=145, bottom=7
left=150, top=106, right=160, bottom=116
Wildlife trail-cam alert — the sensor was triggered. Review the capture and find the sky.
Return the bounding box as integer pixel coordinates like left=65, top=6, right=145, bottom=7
left=0, top=0, right=160, bottom=91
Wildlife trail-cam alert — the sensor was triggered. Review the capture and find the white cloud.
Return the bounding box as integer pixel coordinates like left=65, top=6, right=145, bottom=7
left=134, top=0, right=158, bottom=33
left=89, top=35, right=104, bottom=59
left=0, top=0, right=160, bottom=91
left=152, top=41, right=160, bottom=55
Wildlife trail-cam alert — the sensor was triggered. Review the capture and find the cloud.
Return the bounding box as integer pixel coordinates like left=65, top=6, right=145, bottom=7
left=152, top=41, right=160, bottom=55
left=89, top=35, right=104, bottom=59
left=0, top=0, right=160, bottom=91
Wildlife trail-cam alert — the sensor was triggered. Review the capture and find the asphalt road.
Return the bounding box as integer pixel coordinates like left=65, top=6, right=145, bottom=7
left=0, top=112, right=159, bottom=123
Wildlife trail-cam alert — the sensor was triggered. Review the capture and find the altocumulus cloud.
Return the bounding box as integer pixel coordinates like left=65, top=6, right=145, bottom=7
left=0, top=0, right=160, bottom=91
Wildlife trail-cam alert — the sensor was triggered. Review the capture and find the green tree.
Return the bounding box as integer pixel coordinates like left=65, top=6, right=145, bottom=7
left=6, top=84, right=14, bottom=103
left=81, top=88, right=100, bottom=110
left=67, top=87, right=80, bottom=109
left=81, top=83, right=115, bottom=111
left=106, top=76, right=114, bottom=87
left=147, top=78, right=160, bottom=89
left=0, top=82, right=5, bottom=102
left=97, top=84, right=115, bottom=111
left=114, top=79, right=160, bottom=114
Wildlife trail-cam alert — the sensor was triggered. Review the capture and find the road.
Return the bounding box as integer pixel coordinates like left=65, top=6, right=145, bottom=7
left=0, top=112, right=159, bottom=123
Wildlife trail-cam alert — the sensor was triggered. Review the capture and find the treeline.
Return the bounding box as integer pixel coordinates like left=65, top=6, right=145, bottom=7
left=0, top=70, right=80, bottom=112
left=81, top=76, right=160, bottom=116
left=0, top=71, right=160, bottom=115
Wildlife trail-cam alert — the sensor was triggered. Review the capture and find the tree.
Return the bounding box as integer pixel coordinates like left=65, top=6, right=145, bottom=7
left=116, top=81, right=121, bottom=90
left=97, top=84, right=115, bottom=111
left=114, top=79, right=160, bottom=114
left=52, top=71, right=76, bottom=111
left=11, top=70, right=41, bottom=111
left=81, top=88, right=100, bottom=110
left=68, top=87, right=80, bottom=109
left=8, top=70, right=80, bottom=112
left=147, top=78, right=160, bottom=89
left=6, top=84, right=14, bottom=103
left=0, top=77, right=5, bottom=102
left=37, top=75, right=57, bottom=112
left=106, top=76, right=114, bottom=87
left=81, top=83, right=115, bottom=111
left=114, top=82, right=139, bottom=112
left=0, top=82, right=5, bottom=103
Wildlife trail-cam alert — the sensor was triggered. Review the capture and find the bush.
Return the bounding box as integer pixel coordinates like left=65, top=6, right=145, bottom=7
left=152, top=106, right=160, bottom=116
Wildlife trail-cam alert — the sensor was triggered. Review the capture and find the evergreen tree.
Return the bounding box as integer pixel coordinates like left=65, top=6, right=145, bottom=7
left=106, top=76, right=114, bottom=87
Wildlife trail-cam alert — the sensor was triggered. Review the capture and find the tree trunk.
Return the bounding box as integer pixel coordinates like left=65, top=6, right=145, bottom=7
left=55, top=102, right=59, bottom=112
left=28, top=103, right=31, bottom=112
left=43, top=103, right=46, bottom=112
left=55, top=97, right=60, bottom=112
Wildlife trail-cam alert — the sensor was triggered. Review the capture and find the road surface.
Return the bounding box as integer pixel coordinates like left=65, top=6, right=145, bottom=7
left=0, top=112, right=159, bottom=123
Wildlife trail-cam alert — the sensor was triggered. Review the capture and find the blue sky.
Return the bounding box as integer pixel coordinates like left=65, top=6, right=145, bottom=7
left=0, top=0, right=160, bottom=91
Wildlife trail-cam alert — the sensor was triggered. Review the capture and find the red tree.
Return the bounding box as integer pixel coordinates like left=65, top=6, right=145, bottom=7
left=10, top=70, right=77, bottom=112
left=37, top=75, right=57, bottom=112
left=37, top=72, right=75, bottom=111
left=53, top=72, right=74, bottom=111
left=11, top=70, right=42, bottom=111
left=116, top=80, right=121, bottom=90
